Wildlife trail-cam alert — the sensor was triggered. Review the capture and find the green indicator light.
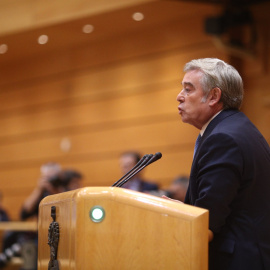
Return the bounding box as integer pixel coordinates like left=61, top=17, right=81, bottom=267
left=90, top=206, right=105, bottom=223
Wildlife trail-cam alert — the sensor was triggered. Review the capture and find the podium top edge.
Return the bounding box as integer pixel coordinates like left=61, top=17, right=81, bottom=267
left=40, top=186, right=208, bottom=220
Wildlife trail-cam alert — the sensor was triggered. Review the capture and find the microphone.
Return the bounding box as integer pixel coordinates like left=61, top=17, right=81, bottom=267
left=111, top=154, right=150, bottom=187
left=144, top=152, right=162, bottom=166
left=116, top=152, right=162, bottom=188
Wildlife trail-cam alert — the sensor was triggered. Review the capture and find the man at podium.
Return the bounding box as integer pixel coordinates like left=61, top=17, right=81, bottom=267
left=176, top=58, right=270, bottom=270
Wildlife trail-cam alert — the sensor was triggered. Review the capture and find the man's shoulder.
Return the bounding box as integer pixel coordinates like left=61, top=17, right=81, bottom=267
left=207, top=110, right=248, bottom=134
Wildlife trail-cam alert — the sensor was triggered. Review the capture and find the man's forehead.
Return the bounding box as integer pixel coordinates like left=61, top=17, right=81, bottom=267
left=181, top=70, right=203, bottom=86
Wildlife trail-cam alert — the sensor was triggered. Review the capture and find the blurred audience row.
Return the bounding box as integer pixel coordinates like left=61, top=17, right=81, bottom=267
left=0, top=151, right=189, bottom=269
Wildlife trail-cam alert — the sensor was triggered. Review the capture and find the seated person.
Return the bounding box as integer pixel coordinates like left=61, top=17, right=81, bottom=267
left=119, top=151, right=159, bottom=192
left=20, top=162, right=62, bottom=221
left=166, top=175, right=189, bottom=202
left=17, top=164, right=83, bottom=270
left=55, top=169, right=83, bottom=193
left=0, top=191, right=12, bottom=252
left=0, top=192, right=9, bottom=222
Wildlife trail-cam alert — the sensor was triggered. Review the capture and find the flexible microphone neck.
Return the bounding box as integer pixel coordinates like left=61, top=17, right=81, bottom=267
left=111, top=154, right=150, bottom=187
left=116, top=152, right=162, bottom=188
left=114, top=154, right=153, bottom=187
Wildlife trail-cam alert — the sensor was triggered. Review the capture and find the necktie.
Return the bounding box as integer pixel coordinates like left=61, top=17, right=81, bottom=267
left=194, top=134, right=202, bottom=157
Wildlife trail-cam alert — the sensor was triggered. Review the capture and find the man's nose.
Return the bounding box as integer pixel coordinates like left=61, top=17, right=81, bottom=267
left=176, top=90, right=184, bottom=102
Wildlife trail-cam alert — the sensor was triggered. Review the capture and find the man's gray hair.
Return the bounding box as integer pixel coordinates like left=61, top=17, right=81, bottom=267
left=184, top=58, right=244, bottom=109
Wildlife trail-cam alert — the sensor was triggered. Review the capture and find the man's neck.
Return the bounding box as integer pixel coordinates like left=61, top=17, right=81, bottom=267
left=200, top=110, right=222, bottom=136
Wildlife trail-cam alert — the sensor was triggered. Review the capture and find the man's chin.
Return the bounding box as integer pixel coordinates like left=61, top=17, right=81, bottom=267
left=180, top=116, right=188, bottom=123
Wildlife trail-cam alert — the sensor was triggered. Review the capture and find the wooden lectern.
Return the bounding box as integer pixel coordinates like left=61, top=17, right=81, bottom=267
left=38, top=187, right=208, bottom=269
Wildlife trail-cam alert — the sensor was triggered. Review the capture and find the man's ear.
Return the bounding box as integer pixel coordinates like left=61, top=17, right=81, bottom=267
left=208, top=87, right=222, bottom=106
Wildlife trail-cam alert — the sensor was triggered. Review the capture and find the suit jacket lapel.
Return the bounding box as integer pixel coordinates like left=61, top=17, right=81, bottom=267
left=193, top=109, right=239, bottom=161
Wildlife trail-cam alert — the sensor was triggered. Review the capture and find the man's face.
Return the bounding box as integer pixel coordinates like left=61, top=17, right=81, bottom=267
left=119, top=155, right=136, bottom=175
left=177, top=70, right=211, bottom=129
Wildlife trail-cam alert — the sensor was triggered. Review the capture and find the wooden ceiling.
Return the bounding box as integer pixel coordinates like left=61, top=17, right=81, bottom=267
left=0, top=0, right=268, bottom=68
left=0, top=0, right=220, bottom=66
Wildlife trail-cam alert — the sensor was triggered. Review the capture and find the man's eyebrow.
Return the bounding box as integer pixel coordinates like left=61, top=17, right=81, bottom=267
left=181, top=82, right=194, bottom=87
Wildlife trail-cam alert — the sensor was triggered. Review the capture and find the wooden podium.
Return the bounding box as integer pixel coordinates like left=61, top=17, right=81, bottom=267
left=38, top=187, right=208, bottom=269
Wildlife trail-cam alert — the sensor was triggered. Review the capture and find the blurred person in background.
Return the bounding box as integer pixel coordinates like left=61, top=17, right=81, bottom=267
left=119, top=151, right=159, bottom=193
left=20, top=162, right=62, bottom=221
left=148, top=175, right=189, bottom=201
left=20, top=164, right=83, bottom=221
left=0, top=191, right=9, bottom=223
left=17, top=164, right=82, bottom=270
left=0, top=191, right=12, bottom=252
left=10, top=162, right=63, bottom=270
left=166, top=175, right=189, bottom=202
left=55, top=169, right=83, bottom=193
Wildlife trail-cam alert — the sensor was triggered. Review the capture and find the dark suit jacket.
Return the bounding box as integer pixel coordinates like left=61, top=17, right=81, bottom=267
left=185, top=109, right=270, bottom=270
left=121, top=177, right=159, bottom=193
left=140, top=180, right=159, bottom=192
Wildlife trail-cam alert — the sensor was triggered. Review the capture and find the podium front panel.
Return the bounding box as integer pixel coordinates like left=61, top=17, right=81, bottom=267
left=38, top=187, right=208, bottom=270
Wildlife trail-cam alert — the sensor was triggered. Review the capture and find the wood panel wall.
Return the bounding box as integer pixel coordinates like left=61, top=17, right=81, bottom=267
left=241, top=3, right=270, bottom=142
left=0, top=1, right=269, bottom=220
